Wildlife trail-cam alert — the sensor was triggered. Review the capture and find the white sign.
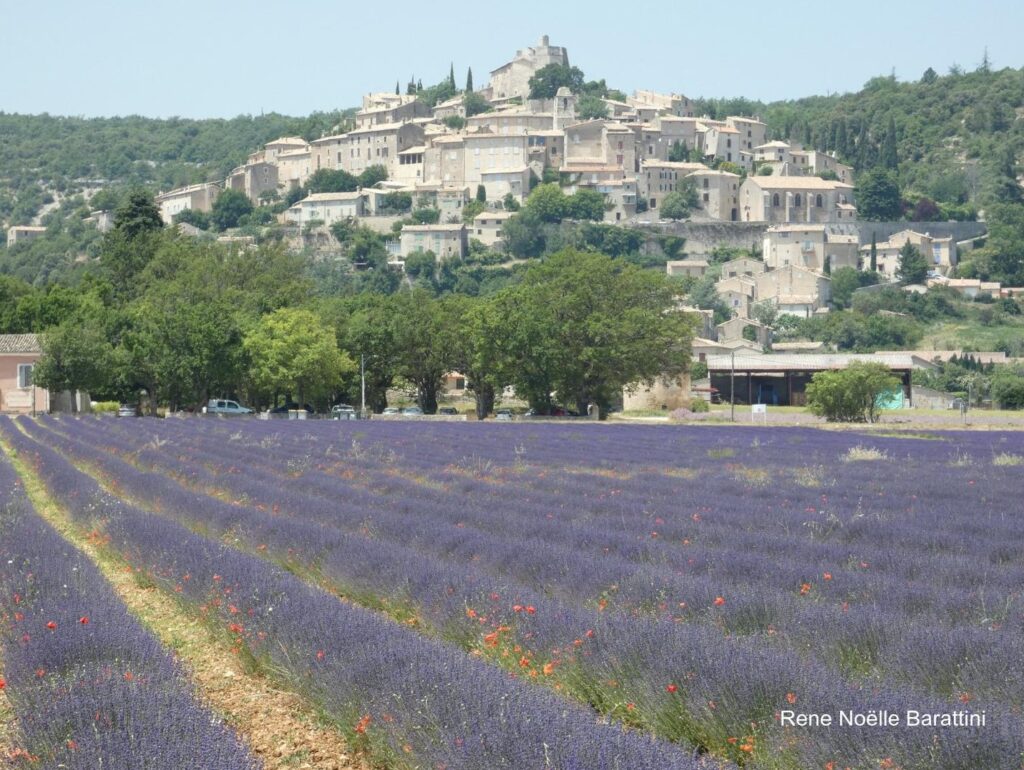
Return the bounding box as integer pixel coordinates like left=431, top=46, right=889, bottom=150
left=751, top=404, right=767, bottom=414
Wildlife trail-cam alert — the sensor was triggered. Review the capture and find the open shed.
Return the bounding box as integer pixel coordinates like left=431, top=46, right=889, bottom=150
left=704, top=353, right=936, bottom=407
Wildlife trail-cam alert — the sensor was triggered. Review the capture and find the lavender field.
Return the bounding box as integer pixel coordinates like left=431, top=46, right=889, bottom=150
left=3, top=416, right=1023, bottom=770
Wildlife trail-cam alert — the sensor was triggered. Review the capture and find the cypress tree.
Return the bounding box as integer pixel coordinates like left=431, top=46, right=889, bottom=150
left=466, top=67, right=473, bottom=93
left=449, top=63, right=456, bottom=90
left=869, top=233, right=878, bottom=272
left=882, top=115, right=899, bottom=170
left=395, top=80, right=400, bottom=95
left=836, top=118, right=849, bottom=158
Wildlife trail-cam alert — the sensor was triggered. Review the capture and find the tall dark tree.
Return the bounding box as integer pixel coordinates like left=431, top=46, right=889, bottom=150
left=869, top=232, right=878, bottom=272
left=112, top=189, right=163, bottom=241
left=896, top=241, right=929, bottom=285
left=836, top=117, right=849, bottom=158
left=448, top=63, right=456, bottom=90
left=465, top=67, right=473, bottom=93
left=856, top=169, right=902, bottom=221
left=881, top=115, right=899, bottom=170
left=395, top=80, right=400, bottom=95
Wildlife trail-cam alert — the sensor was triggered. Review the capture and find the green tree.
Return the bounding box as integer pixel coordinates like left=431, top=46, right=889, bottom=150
left=566, top=188, right=606, bottom=221
left=358, top=165, right=388, bottom=188
left=805, top=361, right=901, bottom=423
left=896, top=241, right=929, bottom=285
left=390, top=289, right=455, bottom=413
left=466, top=67, right=473, bottom=92
left=172, top=207, right=210, bottom=230
left=991, top=369, right=1024, bottom=409
left=410, top=207, right=441, bottom=225
left=855, top=169, right=902, bottom=221
left=523, top=183, right=568, bottom=223
left=244, top=307, right=352, bottom=408
left=475, top=184, right=487, bottom=203
left=528, top=64, right=586, bottom=98
left=112, top=189, right=163, bottom=240
left=464, top=91, right=490, bottom=117
left=576, top=94, right=609, bottom=120
left=210, top=189, right=254, bottom=231
left=830, top=266, right=879, bottom=309
left=34, top=319, right=115, bottom=412
left=488, top=249, right=697, bottom=415
left=881, top=115, right=899, bottom=170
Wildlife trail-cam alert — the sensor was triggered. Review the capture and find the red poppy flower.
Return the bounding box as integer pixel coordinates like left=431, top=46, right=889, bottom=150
left=79, top=617, right=89, bottom=625
left=713, top=596, right=725, bottom=606
left=786, top=692, right=797, bottom=704
left=525, top=606, right=536, bottom=615
left=46, top=621, right=57, bottom=630
left=666, top=684, right=678, bottom=693
left=0, top=678, right=6, bottom=689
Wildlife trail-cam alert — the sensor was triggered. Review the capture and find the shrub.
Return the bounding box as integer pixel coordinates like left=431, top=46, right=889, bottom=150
left=844, top=445, right=889, bottom=462
left=805, top=362, right=901, bottom=423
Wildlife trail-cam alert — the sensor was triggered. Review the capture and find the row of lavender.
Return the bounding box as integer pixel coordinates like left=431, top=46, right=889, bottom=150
left=28, top=416, right=1024, bottom=769
left=0, top=417, right=718, bottom=770
left=62, top=415, right=1024, bottom=707
left=0, top=447, right=258, bottom=769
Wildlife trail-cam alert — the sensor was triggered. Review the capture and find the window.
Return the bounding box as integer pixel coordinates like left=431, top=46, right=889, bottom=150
left=703, top=193, right=709, bottom=202
left=703, top=178, right=709, bottom=188
left=815, top=194, right=823, bottom=208
left=794, top=194, right=802, bottom=207
left=772, top=193, right=780, bottom=207
left=17, top=364, right=33, bottom=389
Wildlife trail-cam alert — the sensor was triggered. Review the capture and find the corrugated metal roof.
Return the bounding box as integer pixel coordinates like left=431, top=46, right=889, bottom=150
left=706, top=353, right=935, bottom=372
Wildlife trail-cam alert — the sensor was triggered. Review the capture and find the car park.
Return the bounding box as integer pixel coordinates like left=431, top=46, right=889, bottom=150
left=401, top=406, right=424, bottom=416
left=382, top=407, right=400, bottom=415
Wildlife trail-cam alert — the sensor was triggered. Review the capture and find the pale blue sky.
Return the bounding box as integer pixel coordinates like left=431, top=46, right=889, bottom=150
left=2, top=0, right=1021, bottom=118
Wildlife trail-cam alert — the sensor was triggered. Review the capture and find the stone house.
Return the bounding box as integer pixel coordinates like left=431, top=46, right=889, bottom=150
left=355, top=93, right=430, bottom=129
left=739, top=176, right=855, bottom=224
left=639, top=161, right=707, bottom=211
left=666, top=259, right=710, bottom=279
left=285, top=192, right=366, bottom=227
left=154, top=182, right=220, bottom=224
left=6, top=226, right=47, bottom=247
left=688, top=169, right=741, bottom=221
left=487, top=35, right=569, bottom=101
left=861, top=229, right=957, bottom=279
left=754, top=265, right=832, bottom=318
left=399, top=223, right=469, bottom=260
left=763, top=224, right=860, bottom=272
left=472, top=210, right=514, bottom=248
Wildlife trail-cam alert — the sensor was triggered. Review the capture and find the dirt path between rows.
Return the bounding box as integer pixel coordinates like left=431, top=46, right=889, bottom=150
left=3, top=437, right=363, bottom=770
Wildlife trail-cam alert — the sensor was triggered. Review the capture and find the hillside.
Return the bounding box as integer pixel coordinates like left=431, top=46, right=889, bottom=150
left=696, top=64, right=1024, bottom=213
left=0, top=110, right=353, bottom=224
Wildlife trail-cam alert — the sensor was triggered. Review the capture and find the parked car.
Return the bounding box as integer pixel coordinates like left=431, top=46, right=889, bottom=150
left=205, top=399, right=254, bottom=415
left=401, top=406, right=424, bottom=416
left=382, top=407, right=400, bottom=415
left=117, top=404, right=138, bottom=418
left=269, top=402, right=313, bottom=415
left=495, top=410, right=513, bottom=421
left=438, top=407, right=458, bottom=415
left=948, top=398, right=967, bottom=410
left=331, top=404, right=357, bottom=420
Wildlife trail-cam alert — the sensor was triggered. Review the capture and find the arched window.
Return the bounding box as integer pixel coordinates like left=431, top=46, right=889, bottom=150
left=772, top=193, right=780, bottom=207
left=794, top=194, right=802, bottom=208
left=816, top=194, right=823, bottom=208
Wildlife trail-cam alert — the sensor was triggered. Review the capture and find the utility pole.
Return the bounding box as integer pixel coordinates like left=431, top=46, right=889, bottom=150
left=730, top=350, right=736, bottom=422
left=360, top=354, right=366, bottom=417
